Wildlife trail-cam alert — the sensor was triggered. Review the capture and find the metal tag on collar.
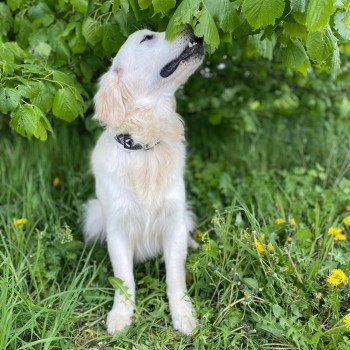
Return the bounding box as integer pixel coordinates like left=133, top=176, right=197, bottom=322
left=123, top=135, right=133, bottom=149
left=115, top=134, right=148, bottom=151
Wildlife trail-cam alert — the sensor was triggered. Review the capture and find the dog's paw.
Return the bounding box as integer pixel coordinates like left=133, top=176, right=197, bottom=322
left=106, top=302, right=134, bottom=334
left=171, top=300, right=198, bottom=335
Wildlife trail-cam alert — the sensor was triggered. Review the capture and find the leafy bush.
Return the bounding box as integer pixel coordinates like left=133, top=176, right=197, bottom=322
left=1, top=0, right=350, bottom=139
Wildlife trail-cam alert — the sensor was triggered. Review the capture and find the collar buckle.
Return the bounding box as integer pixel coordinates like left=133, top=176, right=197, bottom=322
left=115, top=134, right=158, bottom=151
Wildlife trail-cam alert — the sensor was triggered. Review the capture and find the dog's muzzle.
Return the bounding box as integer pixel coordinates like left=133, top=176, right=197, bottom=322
left=160, top=36, right=204, bottom=78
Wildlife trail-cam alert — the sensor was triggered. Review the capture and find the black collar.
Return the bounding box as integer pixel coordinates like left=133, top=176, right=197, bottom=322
left=115, top=134, right=159, bottom=151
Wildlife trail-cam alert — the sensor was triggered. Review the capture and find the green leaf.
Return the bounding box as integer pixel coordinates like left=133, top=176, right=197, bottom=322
left=9, top=104, right=40, bottom=137
left=69, top=33, right=87, bottom=54
left=204, top=0, right=240, bottom=33
left=33, top=120, right=48, bottom=141
left=329, top=45, right=340, bottom=74
left=243, top=277, right=259, bottom=290
left=282, top=39, right=308, bottom=69
left=120, top=0, right=130, bottom=17
left=0, top=3, right=13, bottom=38
left=242, top=0, right=285, bottom=29
left=52, top=88, right=79, bottom=122
left=219, top=2, right=240, bottom=33
left=68, top=23, right=87, bottom=54
left=246, top=33, right=276, bottom=60
left=272, top=304, right=285, bottom=317
left=39, top=114, right=53, bottom=133
left=334, top=10, right=350, bottom=40
left=0, top=43, right=14, bottom=63
left=138, top=0, right=151, bottom=10
left=70, top=0, right=88, bottom=13
left=295, top=58, right=310, bottom=75
left=306, top=0, right=335, bottom=31
left=258, top=324, right=284, bottom=338
left=0, top=87, right=20, bottom=113
left=82, top=17, right=101, bottom=46
left=283, top=21, right=307, bottom=39
left=112, top=0, right=121, bottom=13
left=108, top=277, right=133, bottom=301
left=6, top=0, right=23, bottom=11
left=4, top=42, right=27, bottom=59
left=18, top=81, right=41, bottom=99
left=166, top=0, right=201, bottom=39
left=293, top=11, right=306, bottom=25
left=14, top=16, right=32, bottom=47
left=34, top=42, right=52, bottom=58
left=306, top=27, right=337, bottom=63
left=342, top=9, right=350, bottom=27
left=152, top=0, right=175, bottom=13
left=52, top=70, right=77, bottom=87
left=232, top=13, right=251, bottom=38
left=290, top=0, right=307, bottom=13
left=31, top=82, right=55, bottom=113
left=194, top=7, right=220, bottom=51
left=102, top=24, right=124, bottom=56
left=9, top=103, right=51, bottom=140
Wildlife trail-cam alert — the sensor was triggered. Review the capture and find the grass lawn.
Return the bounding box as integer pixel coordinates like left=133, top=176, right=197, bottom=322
left=1, top=116, right=350, bottom=349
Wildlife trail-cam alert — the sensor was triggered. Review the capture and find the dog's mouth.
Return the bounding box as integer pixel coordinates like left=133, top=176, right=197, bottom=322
left=160, top=37, right=204, bottom=78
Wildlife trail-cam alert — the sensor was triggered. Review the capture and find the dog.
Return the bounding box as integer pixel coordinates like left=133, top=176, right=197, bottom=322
left=83, top=28, right=204, bottom=335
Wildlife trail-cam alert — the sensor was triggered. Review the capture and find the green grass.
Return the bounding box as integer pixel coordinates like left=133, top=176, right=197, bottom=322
left=1, top=118, right=350, bottom=349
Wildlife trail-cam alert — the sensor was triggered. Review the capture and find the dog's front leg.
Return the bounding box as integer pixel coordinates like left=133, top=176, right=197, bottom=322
left=106, top=230, right=135, bottom=334
left=163, top=221, right=198, bottom=334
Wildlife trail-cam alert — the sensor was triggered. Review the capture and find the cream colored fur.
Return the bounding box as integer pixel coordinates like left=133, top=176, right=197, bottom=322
left=83, top=28, right=203, bottom=335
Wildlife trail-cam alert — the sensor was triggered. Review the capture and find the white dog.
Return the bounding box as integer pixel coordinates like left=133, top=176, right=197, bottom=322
left=83, top=28, right=204, bottom=335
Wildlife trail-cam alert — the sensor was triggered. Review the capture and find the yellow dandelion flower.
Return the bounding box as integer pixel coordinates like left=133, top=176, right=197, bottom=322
left=260, top=233, right=266, bottom=240
left=335, top=232, right=347, bottom=241
left=254, top=238, right=264, bottom=253
left=53, top=177, right=61, bottom=187
left=328, top=226, right=343, bottom=236
left=343, top=216, right=350, bottom=226
left=275, top=218, right=286, bottom=225
left=267, top=242, right=274, bottom=252
left=287, top=235, right=293, bottom=242
left=343, top=314, right=350, bottom=330
left=13, top=218, right=28, bottom=226
left=327, top=269, right=347, bottom=286
left=289, top=218, right=296, bottom=226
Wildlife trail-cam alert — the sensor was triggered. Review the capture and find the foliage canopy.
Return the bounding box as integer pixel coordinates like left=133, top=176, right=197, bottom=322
left=1, top=0, right=350, bottom=139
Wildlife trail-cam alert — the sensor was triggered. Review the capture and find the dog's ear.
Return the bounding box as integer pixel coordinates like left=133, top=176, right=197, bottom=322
left=93, top=69, right=127, bottom=128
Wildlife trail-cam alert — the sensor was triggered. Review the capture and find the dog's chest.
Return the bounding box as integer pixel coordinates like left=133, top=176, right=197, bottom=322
left=130, top=204, right=168, bottom=262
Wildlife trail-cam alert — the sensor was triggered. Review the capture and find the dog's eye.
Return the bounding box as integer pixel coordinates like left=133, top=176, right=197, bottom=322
left=140, top=34, right=154, bottom=44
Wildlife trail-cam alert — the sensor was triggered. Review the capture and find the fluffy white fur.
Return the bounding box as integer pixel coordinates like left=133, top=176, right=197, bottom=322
left=83, top=29, right=203, bottom=335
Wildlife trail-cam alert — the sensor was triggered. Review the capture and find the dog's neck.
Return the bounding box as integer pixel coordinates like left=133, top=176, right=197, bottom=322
left=114, top=94, right=184, bottom=147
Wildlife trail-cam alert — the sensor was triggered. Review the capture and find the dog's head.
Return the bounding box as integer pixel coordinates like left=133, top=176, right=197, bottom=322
left=94, top=28, right=204, bottom=128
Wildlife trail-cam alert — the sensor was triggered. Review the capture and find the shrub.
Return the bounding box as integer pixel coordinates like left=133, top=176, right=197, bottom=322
left=1, top=0, right=350, bottom=139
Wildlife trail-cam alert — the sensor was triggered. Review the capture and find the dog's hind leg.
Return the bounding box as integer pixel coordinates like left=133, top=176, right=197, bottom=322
left=185, top=208, right=199, bottom=250
left=83, top=199, right=106, bottom=244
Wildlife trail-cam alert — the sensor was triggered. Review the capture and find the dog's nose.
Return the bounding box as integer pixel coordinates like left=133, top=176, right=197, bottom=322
left=185, top=24, right=193, bottom=34
left=183, top=25, right=195, bottom=41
